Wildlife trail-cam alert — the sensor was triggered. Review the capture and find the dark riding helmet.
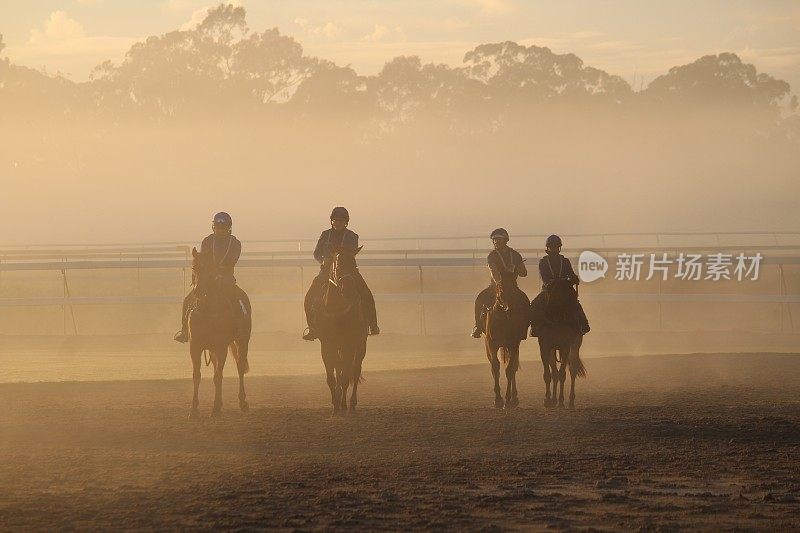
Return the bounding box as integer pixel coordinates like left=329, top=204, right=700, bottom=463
left=490, top=228, right=510, bottom=240
left=546, top=234, right=562, bottom=248
left=330, top=206, right=350, bottom=221
left=213, top=212, right=232, bottom=228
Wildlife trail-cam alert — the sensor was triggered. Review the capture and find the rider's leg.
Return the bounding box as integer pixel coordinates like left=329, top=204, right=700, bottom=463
left=472, top=286, right=493, bottom=337
left=174, top=289, right=195, bottom=343
left=227, top=285, right=251, bottom=340
left=354, top=271, right=379, bottom=335
left=576, top=300, right=590, bottom=334
left=302, top=274, right=326, bottom=340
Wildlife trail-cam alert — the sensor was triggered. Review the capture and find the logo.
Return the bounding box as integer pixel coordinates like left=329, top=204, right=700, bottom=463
left=578, top=250, right=608, bottom=283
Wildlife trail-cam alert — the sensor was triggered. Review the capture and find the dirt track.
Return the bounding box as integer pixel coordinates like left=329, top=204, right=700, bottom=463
left=2, top=353, right=800, bottom=531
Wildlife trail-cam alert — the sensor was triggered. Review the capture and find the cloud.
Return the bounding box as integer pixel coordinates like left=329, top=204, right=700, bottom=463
left=739, top=46, right=800, bottom=71
left=28, top=11, right=86, bottom=45
left=181, top=6, right=212, bottom=31
left=11, top=11, right=138, bottom=78
left=294, top=18, right=343, bottom=39
left=362, top=25, right=406, bottom=43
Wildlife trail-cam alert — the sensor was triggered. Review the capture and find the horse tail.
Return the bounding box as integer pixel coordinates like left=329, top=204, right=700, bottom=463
left=498, top=346, right=510, bottom=367
left=571, top=351, right=587, bottom=378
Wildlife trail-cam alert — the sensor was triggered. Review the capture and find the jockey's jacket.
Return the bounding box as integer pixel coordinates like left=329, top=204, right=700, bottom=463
left=487, top=246, right=527, bottom=286
left=538, top=254, right=578, bottom=286
left=313, top=228, right=359, bottom=267
left=200, top=233, right=241, bottom=282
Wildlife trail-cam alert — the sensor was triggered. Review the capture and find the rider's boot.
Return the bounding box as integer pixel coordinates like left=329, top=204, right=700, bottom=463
left=174, top=312, right=189, bottom=343
left=302, top=326, right=318, bottom=341
left=580, top=320, right=591, bottom=334
left=471, top=325, right=483, bottom=338
left=368, top=324, right=380, bottom=336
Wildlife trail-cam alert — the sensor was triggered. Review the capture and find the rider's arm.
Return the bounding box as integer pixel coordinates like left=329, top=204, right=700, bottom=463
left=563, top=257, right=580, bottom=285
left=515, top=251, right=528, bottom=277
left=313, top=231, right=327, bottom=264
left=538, top=257, right=552, bottom=284
left=226, top=237, right=242, bottom=266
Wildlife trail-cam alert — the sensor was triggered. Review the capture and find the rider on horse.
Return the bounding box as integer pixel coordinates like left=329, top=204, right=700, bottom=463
left=302, top=206, right=380, bottom=341
left=471, top=228, right=530, bottom=338
left=531, top=234, right=590, bottom=335
left=173, top=212, right=247, bottom=343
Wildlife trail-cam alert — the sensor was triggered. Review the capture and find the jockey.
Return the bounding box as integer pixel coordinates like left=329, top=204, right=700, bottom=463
left=471, top=228, right=529, bottom=338
left=532, top=234, right=590, bottom=335
left=302, top=207, right=379, bottom=341
left=173, top=212, right=244, bottom=343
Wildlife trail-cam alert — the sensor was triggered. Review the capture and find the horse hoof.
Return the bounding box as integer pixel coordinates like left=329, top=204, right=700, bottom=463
left=211, top=408, right=222, bottom=418
left=558, top=402, right=565, bottom=409
left=494, top=398, right=504, bottom=409
left=544, top=398, right=553, bottom=408
left=188, top=409, right=199, bottom=420
left=349, top=405, right=357, bottom=414
left=240, top=401, right=249, bottom=413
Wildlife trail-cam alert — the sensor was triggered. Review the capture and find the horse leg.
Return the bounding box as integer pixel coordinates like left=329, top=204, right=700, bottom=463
left=321, top=341, right=339, bottom=414
left=349, top=347, right=363, bottom=413
left=506, top=354, right=514, bottom=407
left=189, top=344, right=202, bottom=418
left=232, top=343, right=249, bottom=412
left=569, top=368, right=577, bottom=409
left=550, top=352, right=560, bottom=408
left=510, top=345, right=520, bottom=407
left=557, top=355, right=567, bottom=408
left=212, top=348, right=226, bottom=416
left=489, top=347, right=503, bottom=409
left=540, top=343, right=553, bottom=407
left=504, top=350, right=517, bottom=408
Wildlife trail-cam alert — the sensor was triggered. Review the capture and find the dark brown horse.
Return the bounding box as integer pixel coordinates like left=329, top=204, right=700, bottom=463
left=531, top=278, right=586, bottom=408
left=483, top=280, right=529, bottom=409
left=316, top=245, right=368, bottom=414
left=187, top=247, right=251, bottom=418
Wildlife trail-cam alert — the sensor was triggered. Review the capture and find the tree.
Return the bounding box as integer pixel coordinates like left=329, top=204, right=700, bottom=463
left=643, top=53, right=792, bottom=110
left=231, top=27, right=317, bottom=104
left=462, top=41, right=632, bottom=103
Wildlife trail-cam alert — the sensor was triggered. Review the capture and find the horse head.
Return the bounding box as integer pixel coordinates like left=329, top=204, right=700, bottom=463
left=329, top=245, right=362, bottom=299
left=191, top=247, right=225, bottom=309
left=492, top=280, right=512, bottom=317
left=322, top=245, right=363, bottom=316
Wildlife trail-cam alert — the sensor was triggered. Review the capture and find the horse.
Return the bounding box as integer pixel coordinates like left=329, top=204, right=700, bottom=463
left=531, top=278, right=586, bottom=409
left=316, top=245, right=368, bottom=415
left=483, top=280, right=529, bottom=409
left=186, top=247, right=251, bottom=418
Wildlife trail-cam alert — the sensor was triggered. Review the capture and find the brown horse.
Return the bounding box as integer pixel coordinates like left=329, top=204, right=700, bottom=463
left=187, top=247, right=251, bottom=418
left=483, top=280, right=529, bottom=409
left=531, top=278, right=586, bottom=409
left=316, top=245, right=368, bottom=414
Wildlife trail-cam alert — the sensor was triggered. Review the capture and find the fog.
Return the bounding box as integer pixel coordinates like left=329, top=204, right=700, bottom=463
left=1, top=4, right=798, bottom=245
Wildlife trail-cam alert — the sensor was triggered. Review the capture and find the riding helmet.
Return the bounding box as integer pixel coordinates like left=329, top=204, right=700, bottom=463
left=213, top=212, right=233, bottom=227
left=490, top=228, right=510, bottom=240
left=330, top=206, right=350, bottom=221
left=546, top=234, right=562, bottom=248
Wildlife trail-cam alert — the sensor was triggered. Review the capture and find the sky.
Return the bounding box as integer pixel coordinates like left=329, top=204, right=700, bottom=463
left=1, top=0, right=799, bottom=92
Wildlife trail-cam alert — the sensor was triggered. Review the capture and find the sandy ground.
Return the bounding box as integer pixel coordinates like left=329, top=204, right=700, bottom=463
left=2, top=352, right=800, bottom=531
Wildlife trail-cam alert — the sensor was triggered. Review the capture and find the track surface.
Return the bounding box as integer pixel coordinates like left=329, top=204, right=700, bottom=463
left=2, top=353, right=799, bottom=530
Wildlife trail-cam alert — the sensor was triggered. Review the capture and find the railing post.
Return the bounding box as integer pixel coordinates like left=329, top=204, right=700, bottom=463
left=418, top=265, right=426, bottom=335
left=300, top=265, right=305, bottom=332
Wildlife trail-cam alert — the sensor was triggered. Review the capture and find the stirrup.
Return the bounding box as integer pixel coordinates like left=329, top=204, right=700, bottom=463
left=174, top=330, right=188, bottom=343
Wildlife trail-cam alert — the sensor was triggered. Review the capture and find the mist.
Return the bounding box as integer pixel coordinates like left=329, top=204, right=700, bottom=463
left=1, top=4, right=798, bottom=245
